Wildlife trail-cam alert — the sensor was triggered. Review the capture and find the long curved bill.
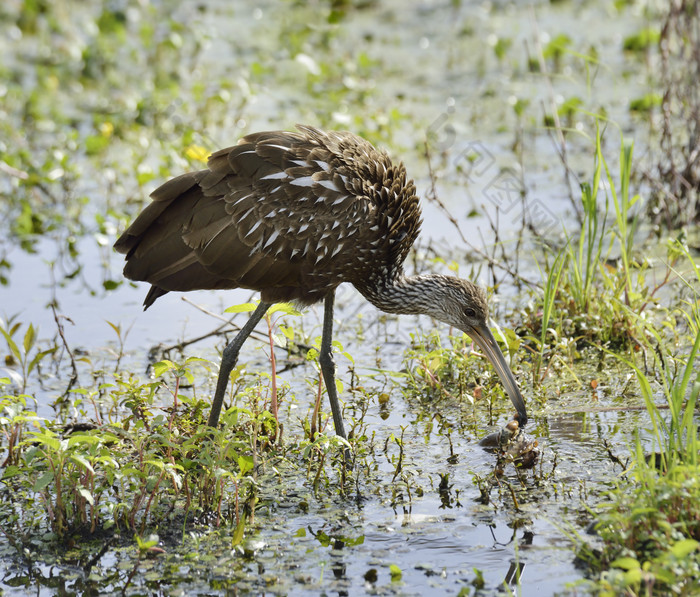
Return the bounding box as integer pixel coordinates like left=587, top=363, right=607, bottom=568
left=463, top=322, right=528, bottom=426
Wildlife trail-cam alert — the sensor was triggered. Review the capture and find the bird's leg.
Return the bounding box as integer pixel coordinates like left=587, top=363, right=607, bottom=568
left=318, top=291, right=348, bottom=442
left=207, top=301, right=272, bottom=427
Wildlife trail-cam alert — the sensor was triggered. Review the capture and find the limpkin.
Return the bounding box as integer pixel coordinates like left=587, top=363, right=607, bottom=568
left=114, top=125, right=528, bottom=439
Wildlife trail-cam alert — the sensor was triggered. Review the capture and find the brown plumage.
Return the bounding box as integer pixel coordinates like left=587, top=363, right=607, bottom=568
left=115, top=125, right=528, bottom=438
left=115, top=125, right=420, bottom=308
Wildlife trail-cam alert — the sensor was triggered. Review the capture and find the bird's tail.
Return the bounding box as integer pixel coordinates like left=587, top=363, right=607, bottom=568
left=143, top=285, right=169, bottom=310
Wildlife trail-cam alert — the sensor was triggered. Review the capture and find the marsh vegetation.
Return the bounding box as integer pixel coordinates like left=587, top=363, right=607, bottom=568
left=0, top=0, right=698, bottom=595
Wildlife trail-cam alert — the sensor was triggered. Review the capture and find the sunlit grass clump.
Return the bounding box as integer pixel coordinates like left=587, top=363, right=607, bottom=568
left=516, top=130, right=688, bottom=394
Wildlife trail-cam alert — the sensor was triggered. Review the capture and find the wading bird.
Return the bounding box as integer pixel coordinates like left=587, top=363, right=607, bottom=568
left=114, top=125, right=528, bottom=439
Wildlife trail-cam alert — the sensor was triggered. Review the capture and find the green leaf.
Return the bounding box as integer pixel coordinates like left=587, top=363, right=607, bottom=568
left=1, top=326, right=22, bottom=363
left=237, top=455, right=254, bottom=475
left=623, top=567, right=643, bottom=585
left=623, top=27, right=660, bottom=52
left=669, top=538, right=700, bottom=559
left=2, top=465, right=21, bottom=479
left=389, top=564, right=402, bottom=580
left=343, top=534, right=365, bottom=547
left=27, top=347, right=57, bottom=376
left=231, top=512, right=247, bottom=546
left=543, top=33, right=572, bottom=59
left=278, top=324, right=295, bottom=340
left=33, top=471, right=54, bottom=491
left=70, top=454, right=95, bottom=475
left=28, top=431, right=61, bottom=451
left=135, top=534, right=159, bottom=550
left=67, top=434, right=101, bottom=448
left=213, top=467, right=235, bottom=480
left=106, top=321, right=121, bottom=337
left=85, top=134, right=110, bottom=155
left=611, top=557, right=640, bottom=571
left=153, top=360, right=176, bottom=377
left=315, top=530, right=331, bottom=547
left=652, top=567, right=676, bottom=585
left=23, top=323, right=36, bottom=354
left=136, top=171, right=156, bottom=186
left=224, top=303, right=257, bottom=314
left=631, top=506, right=657, bottom=517
left=77, top=486, right=95, bottom=506
left=184, top=356, right=208, bottom=366
left=268, top=303, right=301, bottom=316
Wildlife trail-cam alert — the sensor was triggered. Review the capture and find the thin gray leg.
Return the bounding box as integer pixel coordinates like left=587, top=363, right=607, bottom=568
left=318, top=291, right=348, bottom=441
left=207, top=301, right=271, bottom=427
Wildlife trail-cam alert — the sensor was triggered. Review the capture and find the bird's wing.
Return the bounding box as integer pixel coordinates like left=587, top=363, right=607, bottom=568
left=115, top=126, right=420, bottom=306
left=178, top=130, right=378, bottom=297
left=116, top=129, right=379, bottom=304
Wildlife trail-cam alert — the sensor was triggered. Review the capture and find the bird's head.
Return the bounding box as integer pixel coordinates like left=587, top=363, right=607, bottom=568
left=424, top=276, right=529, bottom=426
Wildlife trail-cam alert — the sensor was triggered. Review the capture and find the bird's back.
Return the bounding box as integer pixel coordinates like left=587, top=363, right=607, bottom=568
left=114, top=125, right=422, bottom=308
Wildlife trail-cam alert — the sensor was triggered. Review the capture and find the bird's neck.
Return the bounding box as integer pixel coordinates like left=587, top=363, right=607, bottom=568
left=355, top=273, right=444, bottom=316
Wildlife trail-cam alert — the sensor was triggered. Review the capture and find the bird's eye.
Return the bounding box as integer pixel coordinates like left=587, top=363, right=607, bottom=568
left=464, top=307, right=477, bottom=318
